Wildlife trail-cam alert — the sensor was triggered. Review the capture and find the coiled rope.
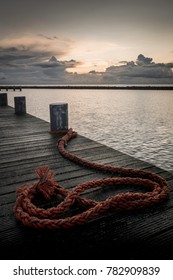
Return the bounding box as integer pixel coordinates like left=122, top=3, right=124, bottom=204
left=14, top=128, right=170, bottom=229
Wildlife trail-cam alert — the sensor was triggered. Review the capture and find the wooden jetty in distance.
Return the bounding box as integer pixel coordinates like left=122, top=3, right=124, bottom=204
left=0, top=105, right=173, bottom=260
left=0, top=86, right=22, bottom=91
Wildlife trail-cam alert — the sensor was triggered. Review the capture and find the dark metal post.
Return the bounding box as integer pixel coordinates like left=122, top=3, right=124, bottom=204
left=0, top=93, right=8, bottom=106
left=50, top=103, right=68, bottom=132
left=14, top=96, right=26, bottom=114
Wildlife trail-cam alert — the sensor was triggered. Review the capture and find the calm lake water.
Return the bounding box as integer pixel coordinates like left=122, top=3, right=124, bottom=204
left=8, top=88, right=173, bottom=172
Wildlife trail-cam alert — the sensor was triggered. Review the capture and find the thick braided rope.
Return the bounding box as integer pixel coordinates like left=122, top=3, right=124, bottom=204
left=14, top=129, right=170, bottom=229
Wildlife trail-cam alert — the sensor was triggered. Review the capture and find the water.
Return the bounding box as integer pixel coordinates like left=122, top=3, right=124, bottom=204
left=8, top=88, right=173, bottom=172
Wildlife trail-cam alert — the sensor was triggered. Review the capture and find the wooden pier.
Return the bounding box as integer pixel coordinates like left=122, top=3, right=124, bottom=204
left=0, top=86, right=22, bottom=91
left=0, top=105, right=173, bottom=260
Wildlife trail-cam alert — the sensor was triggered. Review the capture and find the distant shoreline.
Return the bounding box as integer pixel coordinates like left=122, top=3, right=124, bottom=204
left=1, top=85, right=173, bottom=90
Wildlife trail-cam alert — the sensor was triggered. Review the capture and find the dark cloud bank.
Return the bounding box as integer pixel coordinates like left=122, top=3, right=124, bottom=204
left=0, top=46, right=173, bottom=85
left=101, top=54, right=173, bottom=84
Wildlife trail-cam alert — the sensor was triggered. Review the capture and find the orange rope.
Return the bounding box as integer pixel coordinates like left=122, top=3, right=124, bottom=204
left=14, top=129, right=170, bottom=229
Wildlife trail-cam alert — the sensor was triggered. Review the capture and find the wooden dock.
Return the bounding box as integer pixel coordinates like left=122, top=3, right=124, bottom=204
left=0, top=105, right=173, bottom=260
left=0, top=86, right=22, bottom=91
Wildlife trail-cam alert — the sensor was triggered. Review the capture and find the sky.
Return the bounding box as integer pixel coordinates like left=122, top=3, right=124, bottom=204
left=0, top=0, right=173, bottom=84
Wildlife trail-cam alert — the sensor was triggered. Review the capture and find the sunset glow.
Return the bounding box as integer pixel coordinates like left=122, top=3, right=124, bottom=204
left=0, top=0, right=173, bottom=84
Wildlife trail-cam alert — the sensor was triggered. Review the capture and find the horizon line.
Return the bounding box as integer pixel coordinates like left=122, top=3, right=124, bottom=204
left=1, top=85, right=173, bottom=90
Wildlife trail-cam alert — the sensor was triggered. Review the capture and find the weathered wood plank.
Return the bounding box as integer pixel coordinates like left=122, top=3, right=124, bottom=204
left=0, top=105, right=173, bottom=260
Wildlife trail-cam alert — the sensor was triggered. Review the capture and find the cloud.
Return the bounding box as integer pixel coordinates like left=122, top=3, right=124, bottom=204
left=0, top=56, right=81, bottom=84
left=0, top=43, right=173, bottom=85
left=100, top=54, right=173, bottom=84
left=33, top=57, right=82, bottom=83
left=136, top=54, right=153, bottom=65
left=0, top=35, right=79, bottom=84
left=0, top=35, right=75, bottom=63
left=34, top=57, right=81, bottom=69
left=0, top=46, right=37, bottom=66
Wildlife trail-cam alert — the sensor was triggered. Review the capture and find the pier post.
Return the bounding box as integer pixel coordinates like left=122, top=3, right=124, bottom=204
left=14, top=96, right=26, bottom=114
left=0, top=93, right=8, bottom=106
left=50, top=103, right=68, bottom=132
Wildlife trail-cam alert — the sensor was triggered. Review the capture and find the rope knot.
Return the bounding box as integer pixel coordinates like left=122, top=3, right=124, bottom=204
left=35, top=165, right=59, bottom=200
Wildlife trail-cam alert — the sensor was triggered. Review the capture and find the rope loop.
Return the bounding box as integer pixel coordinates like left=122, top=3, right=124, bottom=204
left=14, top=128, right=170, bottom=229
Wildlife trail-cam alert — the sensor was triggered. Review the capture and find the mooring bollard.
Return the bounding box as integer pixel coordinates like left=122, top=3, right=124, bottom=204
left=50, top=103, right=68, bottom=132
left=0, top=93, right=8, bottom=106
left=14, top=96, right=26, bottom=114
